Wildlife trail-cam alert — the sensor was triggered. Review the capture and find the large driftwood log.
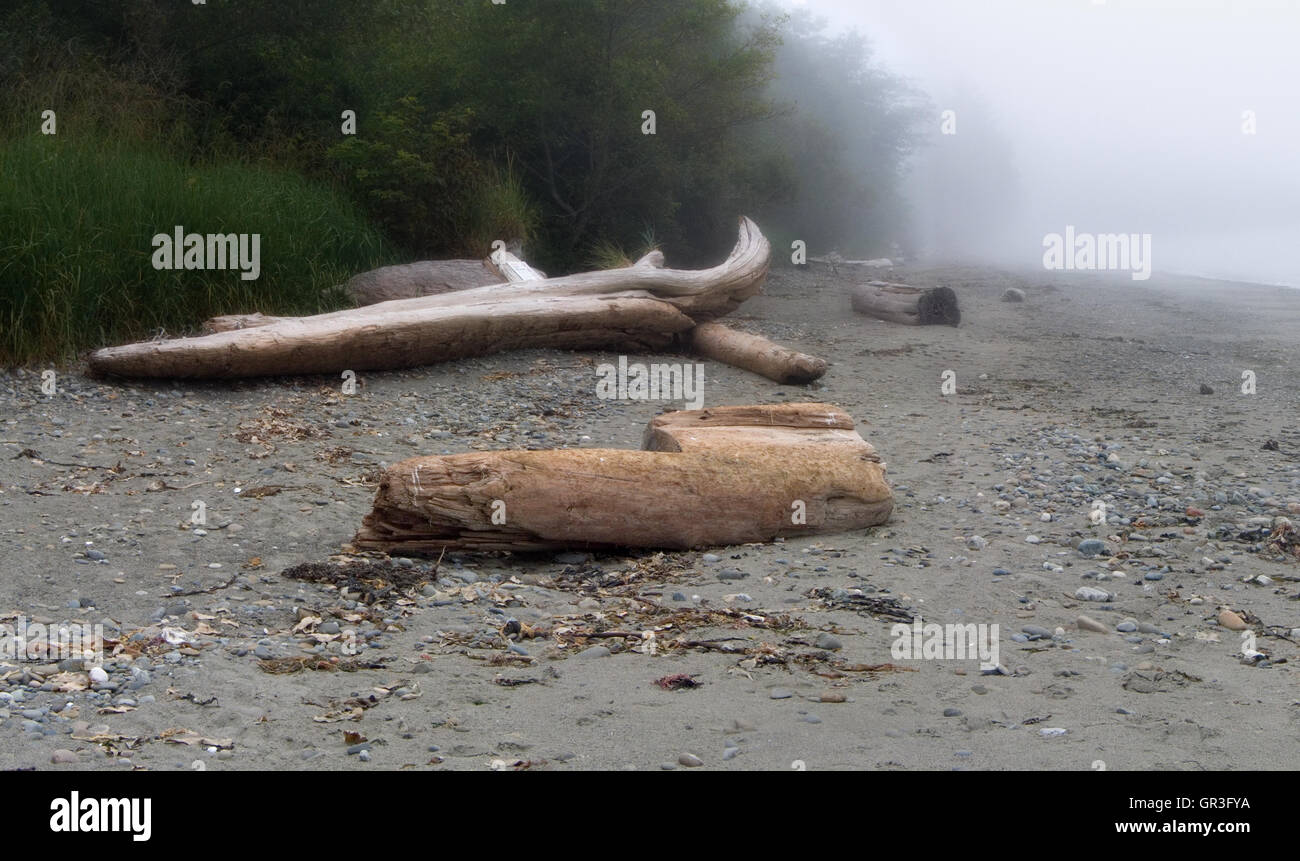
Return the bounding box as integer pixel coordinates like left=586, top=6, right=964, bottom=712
left=687, top=322, right=827, bottom=384
left=851, top=281, right=960, bottom=326
left=88, top=218, right=771, bottom=379
left=352, top=402, right=892, bottom=553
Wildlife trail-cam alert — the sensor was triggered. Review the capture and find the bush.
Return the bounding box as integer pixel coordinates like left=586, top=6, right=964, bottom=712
left=0, top=133, right=395, bottom=365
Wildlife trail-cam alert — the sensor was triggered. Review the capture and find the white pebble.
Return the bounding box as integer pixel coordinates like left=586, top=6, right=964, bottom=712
left=88, top=667, right=108, bottom=684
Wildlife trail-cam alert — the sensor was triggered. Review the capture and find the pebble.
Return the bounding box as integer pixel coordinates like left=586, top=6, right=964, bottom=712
left=1022, top=625, right=1053, bottom=639
left=1076, top=615, right=1109, bottom=634
left=1077, top=539, right=1106, bottom=557
left=722, top=746, right=739, bottom=761
left=1075, top=586, right=1113, bottom=602
left=577, top=645, right=611, bottom=659
left=769, top=688, right=793, bottom=700
left=88, top=667, right=108, bottom=684
left=678, top=753, right=703, bottom=768
left=943, top=708, right=962, bottom=717
left=814, top=633, right=842, bottom=651
left=820, top=692, right=847, bottom=703
left=1039, top=727, right=1068, bottom=737
left=1218, top=609, right=1247, bottom=631
left=966, top=536, right=988, bottom=551
left=50, top=749, right=78, bottom=764
left=1116, top=619, right=1138, bottom=633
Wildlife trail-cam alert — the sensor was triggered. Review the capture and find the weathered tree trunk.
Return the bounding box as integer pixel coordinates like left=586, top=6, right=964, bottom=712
left=851, top=281, right=961, bottom=326
left=686, top=322, right=827, bottom=384
left=352, top=402, right=892, bottom=553
left=88, top=218, right=771, bottom=379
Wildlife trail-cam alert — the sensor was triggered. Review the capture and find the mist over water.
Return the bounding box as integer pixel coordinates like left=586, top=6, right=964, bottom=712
left=788, top=0, right=1300, bottom=286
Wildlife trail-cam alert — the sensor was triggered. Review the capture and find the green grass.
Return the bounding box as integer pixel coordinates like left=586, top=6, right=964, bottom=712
left=0, top=133, right=397, bottom=366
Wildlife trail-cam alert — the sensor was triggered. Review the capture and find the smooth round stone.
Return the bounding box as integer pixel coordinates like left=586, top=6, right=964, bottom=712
left=577, top=645, right=611, bottom=659
left=801, top=714, right=822, bottom=724
left=943, top=708, right=962, bottom=717
left=1077, top=538, right=1106, bottom=557
left=678, top=753, right=703, bottom=768
left=1116, top=620, right=1138, bottom=633
left=769, top=688, right=793, bottom=700
left=722, top=747, right=739, bottom=761
left=814, top=633, right=842, bottom=651
left=50, top=749, right=78, bottom=764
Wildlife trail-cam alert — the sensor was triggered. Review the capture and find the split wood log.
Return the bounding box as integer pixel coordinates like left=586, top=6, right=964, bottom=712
left=352, top=402, right=892, bottom=553
left=88, top=218, right=771, bottom=379
left=686, top=322, right=827, bottom=384
left=851, top=281, right=960, bottom=326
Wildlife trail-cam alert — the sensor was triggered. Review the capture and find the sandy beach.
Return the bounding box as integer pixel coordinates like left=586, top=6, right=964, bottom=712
left=2, top=262, right=1298, bottom=771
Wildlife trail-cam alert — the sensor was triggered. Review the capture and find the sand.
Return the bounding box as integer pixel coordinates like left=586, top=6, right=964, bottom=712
left=2, top=262, right=1298, bottom=771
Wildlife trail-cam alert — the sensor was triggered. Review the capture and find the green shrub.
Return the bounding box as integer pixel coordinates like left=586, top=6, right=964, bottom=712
left=0, top=133, right=395, bottom=365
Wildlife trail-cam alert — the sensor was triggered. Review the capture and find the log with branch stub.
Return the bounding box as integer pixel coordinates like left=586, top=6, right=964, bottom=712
left=851, top=281, right=961, bottom=326
left=351, top=402, right=893, bottom=553
left=87, top=217, right=773, bottom=379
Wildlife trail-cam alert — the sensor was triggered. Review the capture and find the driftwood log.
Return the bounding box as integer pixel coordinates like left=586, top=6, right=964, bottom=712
left=352, top=402, right=892, bottom=553
left=686, top=322, right=827, bottom=384
left=88, top=218, right=771, bottom=379
left=851, top=281, right=960, bottom=326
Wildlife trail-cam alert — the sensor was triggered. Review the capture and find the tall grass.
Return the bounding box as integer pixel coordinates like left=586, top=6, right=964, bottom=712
left=0, top=133, right=396, bottom=365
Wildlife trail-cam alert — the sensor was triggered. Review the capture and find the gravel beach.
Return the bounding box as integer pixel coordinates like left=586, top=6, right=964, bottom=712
left=3, top=263, right=1298, bottom=771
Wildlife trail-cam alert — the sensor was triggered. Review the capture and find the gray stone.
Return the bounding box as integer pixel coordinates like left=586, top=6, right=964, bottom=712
left=814, top=633, right=842, bottom=651
left=769, top=688, right=793, bottom=700
left=1077, top=539, right=1106, bottom=557
left=577, top=645, right=611, bottom=659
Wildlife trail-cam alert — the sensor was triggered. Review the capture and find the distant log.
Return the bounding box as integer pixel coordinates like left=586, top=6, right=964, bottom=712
left=345, top=259, right=505, bottom=305
left=352, top=402, right=892, bottom=553
left=687, top=322, right=827, bottom=384
left=851, top=281, right=960, bottom=326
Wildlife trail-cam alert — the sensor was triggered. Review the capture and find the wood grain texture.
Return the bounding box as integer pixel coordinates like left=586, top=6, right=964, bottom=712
left=353, top=402, right=892, bottom=553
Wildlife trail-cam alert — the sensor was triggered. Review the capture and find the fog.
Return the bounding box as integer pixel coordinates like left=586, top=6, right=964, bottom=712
left=786, top=0, right=1300, bottom=286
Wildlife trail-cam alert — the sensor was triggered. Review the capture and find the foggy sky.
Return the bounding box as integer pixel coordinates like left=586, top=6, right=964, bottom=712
left=784, top=0, right=1300, bottom=285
